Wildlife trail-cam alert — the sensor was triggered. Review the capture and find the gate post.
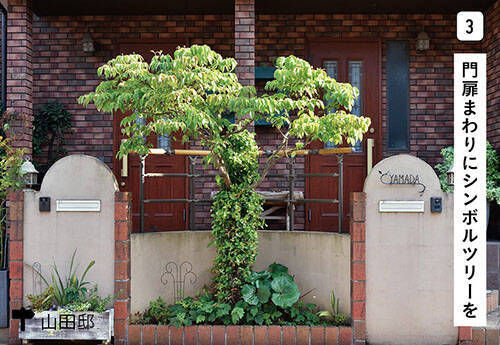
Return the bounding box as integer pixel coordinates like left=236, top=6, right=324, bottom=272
left=7, top=191, right=24, bottom=344
left=114, top=192, right=132, bottom=345
left=350, top=192, right=366, bottom=345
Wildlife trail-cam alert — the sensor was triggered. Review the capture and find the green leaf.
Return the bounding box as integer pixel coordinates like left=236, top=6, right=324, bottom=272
left=216, top=303, right=231, bottom=317
left=270, top=275, right=300, bottom=308
left=255, top=312, right=264, bottom=325
left=269, top=263, right=288, bottom=275
left=231, top=306, right=244, bottom=323
left=256, top=286, right=271, bottom=304
left=250, top=270, right=271, bottom=282
left=241, top=284, right=259, bottom=306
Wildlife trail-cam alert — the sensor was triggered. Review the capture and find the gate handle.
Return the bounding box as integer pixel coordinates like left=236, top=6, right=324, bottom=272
left=367, top=138, right=375, bottom=175
left=121, top=139, right=128, bottom=178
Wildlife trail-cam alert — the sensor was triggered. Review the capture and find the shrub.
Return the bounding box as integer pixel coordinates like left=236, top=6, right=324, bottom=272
left=26, top=286, right=56, bottom=312
left=0, top=135, right=25, bottom=269
left=435, top=142, right=500, bottom=204
left=134, top=264, right=346, bottom=327
left=316, top=289, right=348, bottom=325
left=134, top=297, right=171, bottom=325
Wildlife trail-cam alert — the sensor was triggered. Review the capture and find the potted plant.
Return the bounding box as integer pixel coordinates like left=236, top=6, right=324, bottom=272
left=32, top=101, right=72, bottom=178
left=80, top=45, right=369, bottom=325
left=435, top=142, right=500, bottom=225
left=20, top=250, right=114, bottom=342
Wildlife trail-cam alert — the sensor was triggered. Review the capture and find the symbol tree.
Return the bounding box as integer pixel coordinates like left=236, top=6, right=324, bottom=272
left=79, top=45, right=370, bottom=304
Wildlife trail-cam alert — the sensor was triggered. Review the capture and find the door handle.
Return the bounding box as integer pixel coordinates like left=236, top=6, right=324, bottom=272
left=367, top=138, right=375, bottom=175
left=121, top=139, right=128, bottom=178
left=308, top=208, right=311, bottom=222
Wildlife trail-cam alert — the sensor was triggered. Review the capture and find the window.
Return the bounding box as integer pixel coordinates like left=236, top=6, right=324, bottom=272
left=348, top=61, right=363, bottom=152
left=386, top=40, right=410, bottom=151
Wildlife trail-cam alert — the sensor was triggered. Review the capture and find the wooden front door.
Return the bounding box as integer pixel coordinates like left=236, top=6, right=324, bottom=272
left=113, top=42, right=188, bottom=232
left=306, top=40, right=381, bottom=232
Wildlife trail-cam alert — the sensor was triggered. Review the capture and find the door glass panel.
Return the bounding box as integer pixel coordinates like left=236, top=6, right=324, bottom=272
left=323, top=61, right=338, bottom=149
left=157, top=134, right=170, bottom=151
left=134, top=114, right=170, bottom=150
left=324, top=61, right=338, bottom=79
left=348, top=61, right=363, bottom=152
left=134, top=114, right=146, bottom=143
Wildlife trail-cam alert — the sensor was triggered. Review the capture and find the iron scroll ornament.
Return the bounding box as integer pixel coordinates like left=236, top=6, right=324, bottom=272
left=379, top=170, right=426, bottom=195
left=161, top=261, right=197, bottom=302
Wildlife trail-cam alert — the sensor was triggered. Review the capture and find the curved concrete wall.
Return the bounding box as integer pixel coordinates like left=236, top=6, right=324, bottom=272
left=131, top=231, right=351, bottom=315
left=23, top=155, right=118, bottom=303
left=364, top=154, right=456, bottom=345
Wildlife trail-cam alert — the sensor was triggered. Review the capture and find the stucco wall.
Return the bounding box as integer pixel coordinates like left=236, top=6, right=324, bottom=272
left=364, top=154, right=455, bottom=345
left=130, top=230, right=351, bottom=315
left=23, top=155, right=118, bottom=303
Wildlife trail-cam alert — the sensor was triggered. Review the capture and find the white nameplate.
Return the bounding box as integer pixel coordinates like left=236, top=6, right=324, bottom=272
left=378, top=200, right=424, bottom=213
left=56, top=200, right=101, bottom=212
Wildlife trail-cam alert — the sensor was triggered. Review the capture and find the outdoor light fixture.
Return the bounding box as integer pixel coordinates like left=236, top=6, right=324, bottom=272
left=416, top=31, right=430, bottom=51
left=20, top=158, right=38, bottom=188
left=82, top=33, right=95, bottom=53
left=446, top=161, right=454, bottom=187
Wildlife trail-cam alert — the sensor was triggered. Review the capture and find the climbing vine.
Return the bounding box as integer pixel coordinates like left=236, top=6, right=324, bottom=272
left=210, top=131, right=264, bottom=303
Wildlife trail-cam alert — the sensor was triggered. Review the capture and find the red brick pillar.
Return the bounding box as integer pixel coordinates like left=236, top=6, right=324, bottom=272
left=7, top=191, right=23, bottom=345
left=458, top=326, right=472, bottom=344
left=114, top=192, right=132, bottom=345
left=234, top=0, right=255, bottom=87
left=350, top=192, right=366, bottom=345
left=6, top=0, right=33, bottom=155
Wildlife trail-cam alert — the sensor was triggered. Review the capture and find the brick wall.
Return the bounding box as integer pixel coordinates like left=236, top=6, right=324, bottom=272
left=114, top=192, right=132, bottom=345
left=235, top=0, right=255, bottom=87
left=459, top=326, right=473, bottom=345
left=31, top=14, right=234, bottom=165
left=7, top=191, right=23, bottom=345
left=29, top=14, right=237, bottom=230
left=127, top=324, right=352, bottom=345
left=255, top=13, right=482, bottom=167
left=24, top=9, right=499, bottom=230
left=350, top=193, right=366, bottom=345
left=6, top=0, right=33, bottom=155
left=485, top=0, right=500, bottom=149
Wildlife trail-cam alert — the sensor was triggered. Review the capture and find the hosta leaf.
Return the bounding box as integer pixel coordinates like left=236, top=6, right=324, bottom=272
left=241, top=284, right=259, bottom=305
left=250, top=270, right=271, bottom=282
left=256, top=286, right=271, bottom=304
left=271, top=275, right=300, bottom=308
left=269, top=263, right=290, bottom=279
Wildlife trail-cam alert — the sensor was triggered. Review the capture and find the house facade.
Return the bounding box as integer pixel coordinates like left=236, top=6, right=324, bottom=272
left=3, top=0, right=500, bottom=233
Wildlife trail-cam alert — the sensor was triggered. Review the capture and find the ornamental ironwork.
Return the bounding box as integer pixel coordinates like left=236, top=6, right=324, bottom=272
left=161, top=261, right=197, bottom=302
